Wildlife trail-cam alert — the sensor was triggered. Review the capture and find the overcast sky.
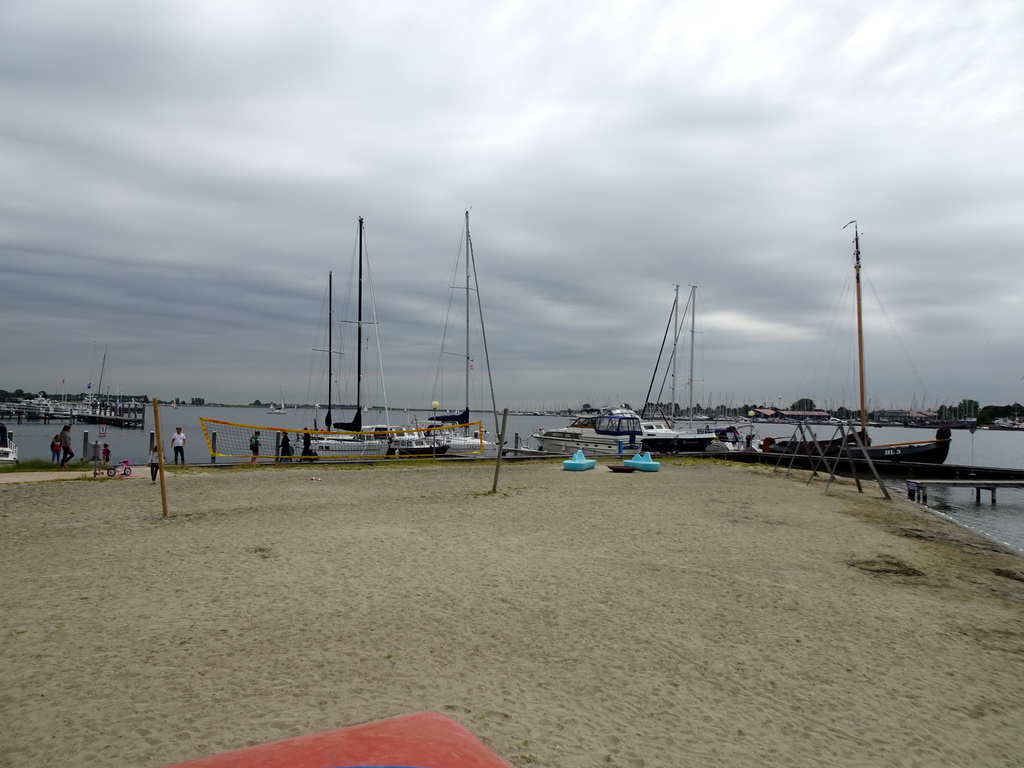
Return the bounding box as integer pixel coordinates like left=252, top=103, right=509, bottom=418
left=2, top=0, right=1022, bottom=412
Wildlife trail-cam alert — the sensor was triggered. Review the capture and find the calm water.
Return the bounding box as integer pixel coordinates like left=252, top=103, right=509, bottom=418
left=5, top=408, right=1023, bottom=555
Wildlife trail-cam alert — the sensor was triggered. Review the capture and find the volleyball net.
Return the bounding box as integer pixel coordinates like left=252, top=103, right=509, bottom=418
left=199, top=417, right=487, bottom=461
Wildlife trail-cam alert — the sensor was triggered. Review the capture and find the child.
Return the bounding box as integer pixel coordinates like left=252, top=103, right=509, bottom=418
left=249, top=431, right=261, bottom=465
left=102, top=443, right=111, bottom=466
left=148, top=445, right=162, bottom=484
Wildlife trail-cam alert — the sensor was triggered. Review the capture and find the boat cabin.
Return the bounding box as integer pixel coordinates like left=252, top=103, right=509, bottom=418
left=593, top=409, right=642, bottom=437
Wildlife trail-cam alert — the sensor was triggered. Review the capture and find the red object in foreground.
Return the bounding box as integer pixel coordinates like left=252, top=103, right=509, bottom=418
left=160, top=711, right=513, bottom=768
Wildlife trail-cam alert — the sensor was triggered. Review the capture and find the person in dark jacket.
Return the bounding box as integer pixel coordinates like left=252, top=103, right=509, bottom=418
left=59, top=425, right=74, bottom=468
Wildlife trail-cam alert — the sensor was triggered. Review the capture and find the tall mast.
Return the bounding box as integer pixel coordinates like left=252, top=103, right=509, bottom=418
left=325, top=272, right=333, bottom=429
left=687, top=285, right=696, bottom=425
left=335, top=217, right=364, bottom=432
left=671, top=283, right=679, bottom=420
left=464, top=210, right=471, bottom=415
left=356, top=216, right=364, bottom=418
left=97, top=343, right=108, bottom=406
left=466, top=209, right=500, bottom=437
left=845, top=221, right=868, bottom=431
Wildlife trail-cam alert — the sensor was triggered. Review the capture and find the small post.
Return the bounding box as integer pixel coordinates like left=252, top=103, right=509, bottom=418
left=211, top=431, right=217, bottom=463
left=969, top=423, right=977, bottom=477
left=491, top=408, right=509, bottom=493
left=81, top=431, right=89, bottom=465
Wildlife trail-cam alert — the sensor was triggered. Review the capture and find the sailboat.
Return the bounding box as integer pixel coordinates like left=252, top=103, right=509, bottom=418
left=196, top=217, right=468, bottom=461
left=425, top=210, right=497, bottom=451
left=312, top=217, right=388, bottom=457
left=636, top=284, right=722, bottom=453
left=769, top=222, right=951, bottom=464
left=534, top=284, right=721, bottom=456
left=266, top=389, right=287, bottom=414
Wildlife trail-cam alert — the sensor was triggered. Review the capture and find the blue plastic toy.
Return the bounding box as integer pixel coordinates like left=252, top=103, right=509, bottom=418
left=562, top=449, right=597, bottom=471
left=622, top=451, right=660, bottom=471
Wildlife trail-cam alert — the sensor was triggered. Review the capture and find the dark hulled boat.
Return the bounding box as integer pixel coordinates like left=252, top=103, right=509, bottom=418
left=768, top=222, right=950, bottom=466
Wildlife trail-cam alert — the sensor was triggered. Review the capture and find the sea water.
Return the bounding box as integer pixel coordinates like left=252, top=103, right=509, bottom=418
left=5, top=409, right=1023, bottom=554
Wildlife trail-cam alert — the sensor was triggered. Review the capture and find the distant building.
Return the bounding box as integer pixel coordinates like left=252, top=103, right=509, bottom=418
left=873, top=409, right=936, bottom=424
left=780, top=410, right=831, bottom=421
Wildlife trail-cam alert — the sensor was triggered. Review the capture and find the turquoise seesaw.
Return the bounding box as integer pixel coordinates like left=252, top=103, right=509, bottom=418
left=562, top=449, right=597, bottom=471
left=623, top=452, right=660, bottom=471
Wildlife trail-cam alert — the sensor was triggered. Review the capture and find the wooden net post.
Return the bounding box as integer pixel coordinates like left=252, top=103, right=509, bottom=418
left=152, top=398, right=169, bottom=517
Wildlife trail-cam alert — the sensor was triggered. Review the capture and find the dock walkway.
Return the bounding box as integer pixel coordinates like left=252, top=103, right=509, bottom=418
left=907, top=479, right=1024, bottom=505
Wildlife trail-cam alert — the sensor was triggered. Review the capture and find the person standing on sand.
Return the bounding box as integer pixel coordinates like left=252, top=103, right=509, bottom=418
left=170, top=427, right=186, bottom=464
left=50, top=434, right=61, bottom=463
left=59, top=425, right=74, bottom=468
left=148, top=444, right=162, bottom=484
left=249, top=431, right=260, bottom=464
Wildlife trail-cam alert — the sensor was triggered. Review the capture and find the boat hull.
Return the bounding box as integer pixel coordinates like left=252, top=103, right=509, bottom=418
left=769, top=436, right=951, bottom=465
left=389, top=439, right=450, bottom=456
left=534, top=429, right=715, bottom=455
left=311, top=437, right=391, bottom=457
left=641, top=435, right=716, bottom=454
left=532, top=429, right=642, bottom=456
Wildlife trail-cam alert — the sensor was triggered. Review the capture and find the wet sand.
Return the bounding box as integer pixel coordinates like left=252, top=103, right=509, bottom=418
left=2, top=460, right=1023, bottom=767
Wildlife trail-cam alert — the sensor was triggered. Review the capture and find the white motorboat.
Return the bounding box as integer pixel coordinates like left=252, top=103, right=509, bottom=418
left=703, top=424, right=759, bottom=453
left=532, top=407, right=643, bottom=456
left=533, top=406, right=715, bottom=456
left=0, top=422, right=18, bottom=463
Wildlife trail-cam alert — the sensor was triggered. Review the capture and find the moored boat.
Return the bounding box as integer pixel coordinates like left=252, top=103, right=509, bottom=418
left=422, top=210, right=498, bottom=455
left=767, top=222, right=950, bottom=466
left=533, top=406, right=718, bottom=456
left=532, top=407, right=642, bottom=455
left=637, top=417, right=717, bottom=453
left=765, top=427, right=951, bottom=464
left=0, top=422, right=18, bottom=463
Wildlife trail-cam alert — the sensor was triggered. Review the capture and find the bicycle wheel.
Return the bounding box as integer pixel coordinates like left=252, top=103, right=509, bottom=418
left=123, top=467, right=132, bottom=477
left=107, top=468, right=116, bottom=477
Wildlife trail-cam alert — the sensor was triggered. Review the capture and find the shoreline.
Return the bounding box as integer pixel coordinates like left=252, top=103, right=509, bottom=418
left=2, top=460, right=1023, bottom=767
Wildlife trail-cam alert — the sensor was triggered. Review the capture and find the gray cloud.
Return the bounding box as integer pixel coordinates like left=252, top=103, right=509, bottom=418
left=2, top=0, right=1022, bottom=411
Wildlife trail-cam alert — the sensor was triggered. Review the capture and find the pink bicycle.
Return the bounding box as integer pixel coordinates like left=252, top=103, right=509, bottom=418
left=98, top=460, right=132, bottom=478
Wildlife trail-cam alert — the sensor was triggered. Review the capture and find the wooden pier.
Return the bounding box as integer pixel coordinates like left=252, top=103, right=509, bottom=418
left=0, top=401, right=146, bottom=429
left=906, top=479, right=1024, bottom=505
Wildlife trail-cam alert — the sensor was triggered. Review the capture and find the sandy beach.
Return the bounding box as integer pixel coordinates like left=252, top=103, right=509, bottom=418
left=2, top=459, right=1023, bottom=767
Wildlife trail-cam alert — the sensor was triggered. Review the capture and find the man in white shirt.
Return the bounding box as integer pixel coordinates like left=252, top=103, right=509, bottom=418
left=171, top=426, right=186, bottom=464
